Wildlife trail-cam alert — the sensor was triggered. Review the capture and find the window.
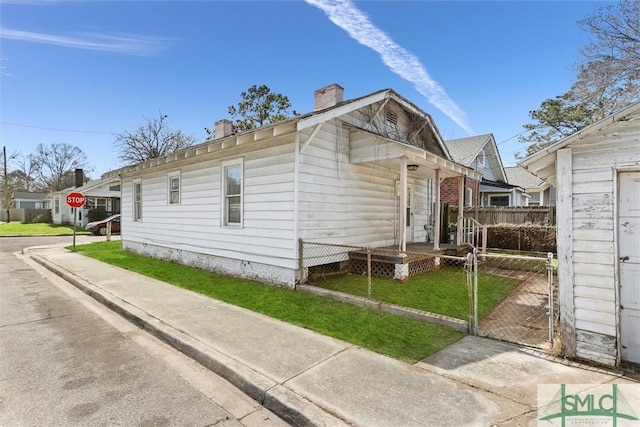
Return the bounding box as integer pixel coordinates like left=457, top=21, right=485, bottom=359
left=133, top=180, right=142, bottom=221
left=489, top=195, right=509, bottom=206
left=529, top=191, right=541, bottom=206
left=466, top=188, right=473, bottom=207
left=54, top=197, right=60, bottom=214
left=223, top=162, right=242, bottom=226
left=168, top=173, right=180, bottom=205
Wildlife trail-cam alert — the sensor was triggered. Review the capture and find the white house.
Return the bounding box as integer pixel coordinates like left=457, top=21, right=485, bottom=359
left=505, top=166, right=555, bottom=206
left=113, top=84, right=479, bottom=288
left=51, top=175, right=121, bottom=226
left=521, top=101, right=640, bottom=366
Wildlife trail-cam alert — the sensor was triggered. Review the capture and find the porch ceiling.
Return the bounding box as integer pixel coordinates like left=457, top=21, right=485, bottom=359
left=346, top=125, right=481, bottom=180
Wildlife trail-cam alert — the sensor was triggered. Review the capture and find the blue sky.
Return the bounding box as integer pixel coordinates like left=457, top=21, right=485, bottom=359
left=1, top=0, right=610, bottom=178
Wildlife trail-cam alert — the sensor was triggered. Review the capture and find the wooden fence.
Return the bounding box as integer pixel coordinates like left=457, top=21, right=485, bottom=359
left=0, top=208, right=52, bottom=223
left=449, top=206, right=556, bottom=225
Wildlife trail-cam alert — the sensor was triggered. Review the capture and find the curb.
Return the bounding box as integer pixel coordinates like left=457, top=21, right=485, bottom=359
left=28, top=250, right=349, bottom=427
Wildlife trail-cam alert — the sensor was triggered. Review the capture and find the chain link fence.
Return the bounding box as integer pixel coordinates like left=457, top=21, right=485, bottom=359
left=300, top=240, right=559, bottom=350
left=472, top=252, right=558, bottom=349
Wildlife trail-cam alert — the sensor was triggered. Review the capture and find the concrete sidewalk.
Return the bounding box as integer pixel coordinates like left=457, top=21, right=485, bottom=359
left=24, top=246, right=633, bottom=427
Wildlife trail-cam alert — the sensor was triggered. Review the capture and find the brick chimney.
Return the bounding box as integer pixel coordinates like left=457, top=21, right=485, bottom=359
left=75, top=168, right=84, bottom=188
left=314, top=83, right=344, bottom=111
left=215, top=119, right=233, bottom=139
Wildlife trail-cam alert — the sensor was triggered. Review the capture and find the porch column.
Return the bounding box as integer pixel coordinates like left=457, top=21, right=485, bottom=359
left=433, top=168, right=441, bottom=250
left=457, top=176, right=464, bottom=245
left=399, top=157, right=408, bottom=252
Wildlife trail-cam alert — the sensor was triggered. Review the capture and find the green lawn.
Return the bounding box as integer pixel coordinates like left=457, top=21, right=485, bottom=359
left=0, top=222, right=90, bottom=236
left=312, top=268, right=521, bottom=320
left=70, top=240, right=466, bottom=363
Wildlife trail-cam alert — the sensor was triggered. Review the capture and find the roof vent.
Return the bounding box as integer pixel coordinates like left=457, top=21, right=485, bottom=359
left=386, top=111, right=398, bottom=126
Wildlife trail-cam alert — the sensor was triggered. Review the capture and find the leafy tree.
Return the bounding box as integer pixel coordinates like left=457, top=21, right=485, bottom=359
left=226, top=85, right=297, bottom=133
left=517, top=93, right=595, bottom=158
left=518, top=0, right=640, bottom=158
left=31, top=143, right=91, bottom=191
left=115, top=113, right=195, bottom=165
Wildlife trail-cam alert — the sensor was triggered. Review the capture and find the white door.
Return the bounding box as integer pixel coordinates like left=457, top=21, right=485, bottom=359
left=406, top=185, right=414, bottom=243
left=619, top=171, right=640, bottom=363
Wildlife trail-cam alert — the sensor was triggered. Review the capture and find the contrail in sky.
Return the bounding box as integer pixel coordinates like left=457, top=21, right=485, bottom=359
left=1, top=29, right=173, bottom=56
left=305, top=0, right=473, bottom=135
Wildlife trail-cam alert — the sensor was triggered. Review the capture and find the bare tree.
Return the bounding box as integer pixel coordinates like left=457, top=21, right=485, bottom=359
left=13, top=154, right=40, bottom=191
left=114, top=113, right=195, bottom=165
left=518, top=0, right=640, bottom=158
left=31, top=143, right=90, bottom=191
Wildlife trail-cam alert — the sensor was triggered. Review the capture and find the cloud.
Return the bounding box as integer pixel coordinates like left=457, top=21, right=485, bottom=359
left=1, top=29, right=174, bottom=56
left=305, top=0, right=473, bottom=134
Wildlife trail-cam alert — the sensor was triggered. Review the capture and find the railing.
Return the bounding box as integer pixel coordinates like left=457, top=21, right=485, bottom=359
left=461, top=217, right=487, bottom=254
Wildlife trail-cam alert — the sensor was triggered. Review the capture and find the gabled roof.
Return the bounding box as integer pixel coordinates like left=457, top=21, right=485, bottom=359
left=445, top=134, right=491, bottom=166
left=504, top=166, right=546, bottom=189
left=11, top=191, right=49, bottom=200
left=53, top=175, right=120, bottom=196
left=445, top=133, right=507, bottom=182
left=112, top=86, right=482, bottom=180
left=295, top=88, right=451, bottom=159
left=521, top=100, right=640, bottom=184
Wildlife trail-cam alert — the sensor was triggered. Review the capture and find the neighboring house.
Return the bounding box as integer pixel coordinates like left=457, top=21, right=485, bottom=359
left=112, top=84, right=480, bottom=287
left=504, top=166, right=556, bottom=206
left=11, top=192, right=50, bottom=209
left=442, top=134, right=527, bottom=207
left=521, top=100, right=640, bottom=367
left=50, top=176, right=121, bottom=226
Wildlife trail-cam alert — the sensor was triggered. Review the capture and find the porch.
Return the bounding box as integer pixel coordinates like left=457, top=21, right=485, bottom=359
left=301, top=240, right=474, bottom=282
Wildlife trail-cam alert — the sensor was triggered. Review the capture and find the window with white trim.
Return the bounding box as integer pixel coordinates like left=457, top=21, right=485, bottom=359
left=529, top=191, right=541, bottom=206
left=168, top=172, right=180, bottom=205
left=54, top=197, right=60, bottom=214
left=133, top=179, right=142, bottom=221
left=223, top=162, right=242, bottom=226
left=466, top=188, right=473, bottom=207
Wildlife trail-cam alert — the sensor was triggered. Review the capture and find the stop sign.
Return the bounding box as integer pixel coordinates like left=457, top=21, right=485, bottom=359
left=66, top=192, right=86, bottom=208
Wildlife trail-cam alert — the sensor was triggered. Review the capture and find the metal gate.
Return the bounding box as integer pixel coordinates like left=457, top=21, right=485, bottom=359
left=467, top=250, right=559, bottom=350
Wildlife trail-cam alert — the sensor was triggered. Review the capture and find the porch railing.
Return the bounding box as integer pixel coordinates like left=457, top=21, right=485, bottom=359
left=461, top=217, right=487, bottom=254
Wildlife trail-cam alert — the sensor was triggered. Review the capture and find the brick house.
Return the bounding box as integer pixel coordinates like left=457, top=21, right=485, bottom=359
left=441, top=134, right=527, bottom=207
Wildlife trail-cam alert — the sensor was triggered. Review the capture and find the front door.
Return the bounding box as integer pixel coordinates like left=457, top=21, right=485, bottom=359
left=619, top=171, right=640, bottom=363
left=406, top=185, right=414, bottom=244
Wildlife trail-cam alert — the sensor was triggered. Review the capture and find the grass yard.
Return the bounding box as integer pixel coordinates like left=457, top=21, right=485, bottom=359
left=70, top=240, right=466, bottom=363
left=312, top=267, right=521, bottom=320
left=0, top=222, right=89, bottom=236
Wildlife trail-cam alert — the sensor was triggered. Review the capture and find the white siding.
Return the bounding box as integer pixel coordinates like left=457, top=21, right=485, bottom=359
left=298, top=118, right=434, bottom=248
left=121, top=138, right=299, bottom=286
left=566, top=118, right=640, bottom=366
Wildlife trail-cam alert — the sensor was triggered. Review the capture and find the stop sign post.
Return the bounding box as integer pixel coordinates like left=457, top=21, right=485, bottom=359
left=66, top=192, right=85, bottom=249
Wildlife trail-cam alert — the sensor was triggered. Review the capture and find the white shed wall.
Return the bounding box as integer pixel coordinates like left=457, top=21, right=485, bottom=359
left=560, top=120, right=640, bottom=365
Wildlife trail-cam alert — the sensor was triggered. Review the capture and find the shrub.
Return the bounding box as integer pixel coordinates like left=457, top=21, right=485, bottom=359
left=88, top=208, right=109, bottom=222
left=486, top=223, right=556, bottom=253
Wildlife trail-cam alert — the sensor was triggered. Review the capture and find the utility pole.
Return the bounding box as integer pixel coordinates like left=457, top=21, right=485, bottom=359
left=3, top=146, right=9, bottom=223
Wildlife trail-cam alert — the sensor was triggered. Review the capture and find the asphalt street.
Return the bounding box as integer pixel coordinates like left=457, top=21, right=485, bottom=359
left=0, top=236, right=288, bottom=427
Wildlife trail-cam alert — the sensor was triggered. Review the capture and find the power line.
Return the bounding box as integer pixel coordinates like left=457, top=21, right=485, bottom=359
left=497, top=129, right=528, bottom=146
left=1, top=121, right=115, bottom=136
